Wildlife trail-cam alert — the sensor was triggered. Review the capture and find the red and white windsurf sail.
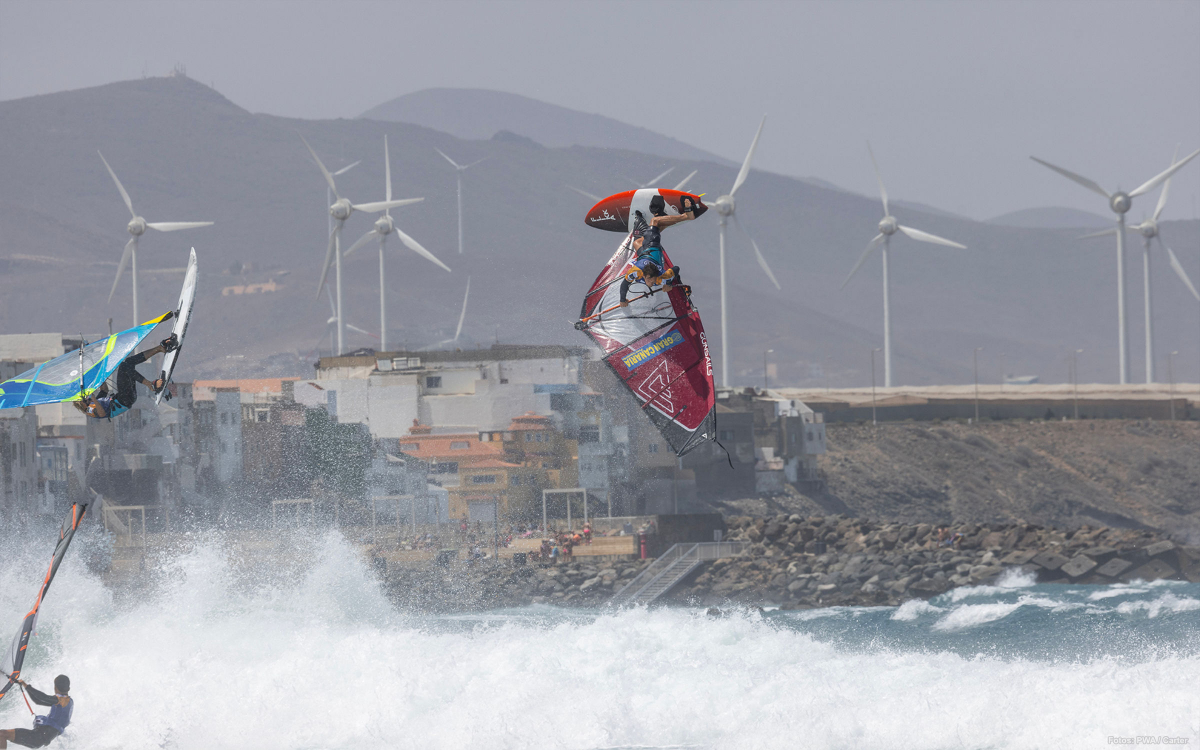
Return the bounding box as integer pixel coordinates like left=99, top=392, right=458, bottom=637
left=576, top=235, right=715, bottom=456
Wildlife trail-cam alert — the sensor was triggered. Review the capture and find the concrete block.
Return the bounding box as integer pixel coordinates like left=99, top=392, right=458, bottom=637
left=1079, top=546, right=1118, bottom=563
left=1124, top=558, right=1178, bottom=582
left=1000, top=549, right=1037, bottom=566
left=1094, top=558, right=1132, bottom=579
left=1060, top=555, right=1099, bottom=579
left=1031, top=550, right=1069, bottom=571
left=1143, top=540, right=1176, bottom=558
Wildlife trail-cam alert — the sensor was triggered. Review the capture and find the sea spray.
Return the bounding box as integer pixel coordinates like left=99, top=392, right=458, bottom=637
left=0, top=530, right=1195, bottom=749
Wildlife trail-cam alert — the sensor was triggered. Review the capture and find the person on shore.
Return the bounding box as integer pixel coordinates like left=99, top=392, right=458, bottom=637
left=583, top=524, right=592, bottom=545
left=0, top=675, right=73, bottom=749
left=74, top=335, right=178, bottom=420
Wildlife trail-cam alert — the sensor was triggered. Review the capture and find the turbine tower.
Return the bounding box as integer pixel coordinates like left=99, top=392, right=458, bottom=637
left=841, top=144, right=966, bottom=388
left=99, top=152, right=212, bottom=326
left=346, top=136, right=451, bottom=352
left=303, top=136, right=421, bottom=355
left=1031, top=147, right=1199, bottom=384
left=707, top=116, right=782, bottom=387
left=434, top=148, right=487, bottom=255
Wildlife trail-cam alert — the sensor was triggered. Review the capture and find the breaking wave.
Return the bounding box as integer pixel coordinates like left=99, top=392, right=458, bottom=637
left=1, top=529, right=1197, bottom=749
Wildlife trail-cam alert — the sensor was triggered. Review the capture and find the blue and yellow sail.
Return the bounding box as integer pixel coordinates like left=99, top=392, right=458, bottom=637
left=0, top=312, right=172, bottom=410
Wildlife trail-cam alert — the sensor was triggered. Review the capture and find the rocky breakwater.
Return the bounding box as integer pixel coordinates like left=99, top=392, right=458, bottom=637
left=379, top=557, right=657, bottom=612
left=669, top=516, right=1200, bottom=608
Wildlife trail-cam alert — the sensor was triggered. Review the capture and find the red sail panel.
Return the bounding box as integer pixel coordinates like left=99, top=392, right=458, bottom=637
left=577, top=236, right=715, bottom=456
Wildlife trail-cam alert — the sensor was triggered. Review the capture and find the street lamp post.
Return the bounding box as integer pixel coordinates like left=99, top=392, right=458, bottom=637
left=763, top=349, right=774, bottom=390
left=1168, top=350, right=1178, bottom=422
left=870, top=348, right=881, bottom=426
left=973, top=347, right=983, bottom=423
left=999, top=352, right=1006, bottom=393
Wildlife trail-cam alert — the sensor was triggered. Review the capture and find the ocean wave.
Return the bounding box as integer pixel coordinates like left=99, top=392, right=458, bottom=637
left=890, top=598, right=944, bottom=621
left=944, top=567, right=1037, bottom=602
left=1115, top=592, right=1200, bottom=618
left=932, top=595, right=1063, bottom=631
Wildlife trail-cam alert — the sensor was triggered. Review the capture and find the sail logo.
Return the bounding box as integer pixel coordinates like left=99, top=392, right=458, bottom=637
left=623, top=330, right=684, bottom=370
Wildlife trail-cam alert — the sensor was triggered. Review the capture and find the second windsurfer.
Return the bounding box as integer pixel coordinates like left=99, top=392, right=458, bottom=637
left=76, top=334, right=179, bottom=420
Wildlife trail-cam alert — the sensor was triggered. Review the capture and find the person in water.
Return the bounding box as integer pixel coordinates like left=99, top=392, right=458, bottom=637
left=618, top=194, right=700, bottom=307
left=74, top=334, right=178, bottom=420
left=0, top=675, right=73, bottom=749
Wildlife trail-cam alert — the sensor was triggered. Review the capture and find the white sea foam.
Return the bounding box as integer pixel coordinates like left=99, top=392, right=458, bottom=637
left=1115, top=592, right=1200, bottom=618
left=932, top=595, right=1063, bottom=631
left=890, top=598, right=943, bottom=621
left=1, top=531, right=1197, bottom=750
left=945, top=567, right=1037, bottom=602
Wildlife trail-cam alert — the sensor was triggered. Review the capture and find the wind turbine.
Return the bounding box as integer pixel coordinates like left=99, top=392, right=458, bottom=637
left=99, top=152, right=212, bottom=326
left=346, top=136, right=451, bottom=352
left=627, top=166, right=676, bottom=188
left=706, top=115, right=782, bottom=387
left=434, top=148, right=487, bottom=255
left=302, top=136, right=422, bottom=356
left=421, top=277, right=471, bottom=351
left=1031, top=147, right=1199, bottom=384
left=840, top=143, right=967, bottom=388
left=1080, top=149, right=1200, bottom=382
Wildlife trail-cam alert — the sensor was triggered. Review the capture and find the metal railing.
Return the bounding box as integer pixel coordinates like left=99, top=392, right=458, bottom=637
left=610, top=541, right=746, bottom=606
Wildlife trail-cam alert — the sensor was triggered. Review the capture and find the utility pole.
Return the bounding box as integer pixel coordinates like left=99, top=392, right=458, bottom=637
left=763, top=349, right=773, bottom=390
left=999, top=352, right=1006, bottom=393
left=973, top=347, right=983, bottom=423
left=1168, top=350, right=1178, bottom=422
left=1071, top=349, right=1083, bottom=419
left=870, top=348, right=881, bottom=426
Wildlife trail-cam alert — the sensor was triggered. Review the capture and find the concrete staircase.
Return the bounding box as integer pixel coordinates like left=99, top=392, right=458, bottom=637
left=609, top=542, right=746, bottom=606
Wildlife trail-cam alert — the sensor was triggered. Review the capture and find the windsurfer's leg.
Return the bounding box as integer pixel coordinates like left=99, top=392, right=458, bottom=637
left=114, top=359, right=140, bottom=408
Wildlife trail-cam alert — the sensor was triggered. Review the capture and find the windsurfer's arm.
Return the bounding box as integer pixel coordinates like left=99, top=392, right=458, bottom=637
left=618, top=279, right=633, bottom=307
left=649, top=212, right=692, bottom=230
left=24, top=685, right=55, bottom=706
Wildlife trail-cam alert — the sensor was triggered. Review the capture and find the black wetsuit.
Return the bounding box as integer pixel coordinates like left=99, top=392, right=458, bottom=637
left=91, top=348, right=156, bottom=419
left=10, top=685, right=71, bottom=748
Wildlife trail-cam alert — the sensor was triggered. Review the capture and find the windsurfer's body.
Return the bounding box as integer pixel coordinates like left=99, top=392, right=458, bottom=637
left=76, top=335, right=178, bottom=420
left=618, top=194, right=700, bottom=307
left=0, top=675, right=72, bottom=749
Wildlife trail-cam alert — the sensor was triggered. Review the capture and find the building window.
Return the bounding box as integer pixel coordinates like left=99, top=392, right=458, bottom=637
left=399, top=442, right=420, bottom=452
left=450, top=441, right=469, bottom=450
left=471, top=475, right=496, bottom=484
left=432, top=462, right=458, bottom=474
left=648, top=443, right=659, bottom=454
left=718, top=429, right=735, bottom=441
left=256, top=410, right=268, bottom=423
left=426, top=376, right=442, bottom=389
left=510, top=474, right=521, bottom=486
left=579, top=426, right=600, bottom=443
left=220, top=413, right=227, bottom=425
left=549, top=393, right=570, bottom=411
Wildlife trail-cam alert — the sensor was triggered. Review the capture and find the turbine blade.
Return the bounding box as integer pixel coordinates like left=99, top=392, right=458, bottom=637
left=98, top=151, right=136, bottom=218
left=673, top=170, right=698, bottom=191
left=1030, top=156, right=1111, bottom=200
left=1130, top=147, right=1200, bottom=198
left=867, top=142, right=889, bottom=216
left=463, top=157, right=489, bottom=170
left=344, top=229, right=378, bottom=257
left=146, top=221, right=214, bottom=232
left=346, top=323, right=378, bottom=339
left=568, top=185, right=600, bottom=202
left=332, top=159, right=361, bottom=177
left=301, top=136, right=340, bottom=198
left=1077, top=227, right=1118, bottom=240
left=435, top=148, right=462, bottom=169
left=393, top=226, right=451, bottom=273
left=1162, top=237, right=1200, bottom=301
left=730, top=115, right=766, bottom=197
left=644, top=166, right=675, bottom=187
left=316, top=225, right=338, bottom=298
left=1152, top=145, right=1179, bottom=222
left=353, top=197, right=423, bottom=213
left=384, top=135, right=392, bottom=203
left=108, top=238, right=135, bottom=303
left=897, top=225, right=967, bottom=249
left=325, top=283, right=336, bottom=317
left=453, top=276, right=471, bottom=342
left=841, top=234, right=885, bottom=289
left=733, top=214, right=780, bottom=290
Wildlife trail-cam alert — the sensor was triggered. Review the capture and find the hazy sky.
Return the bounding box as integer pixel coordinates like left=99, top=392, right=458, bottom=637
left=2, top=0, right=1198, bottom=221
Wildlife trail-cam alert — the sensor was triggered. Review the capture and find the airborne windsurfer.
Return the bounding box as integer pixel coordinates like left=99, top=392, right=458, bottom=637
left=618, top=194, right=700, bottom=307
left=75, top=335, right=179, bottom=420
left=0, top=675, right=72, bottom=749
